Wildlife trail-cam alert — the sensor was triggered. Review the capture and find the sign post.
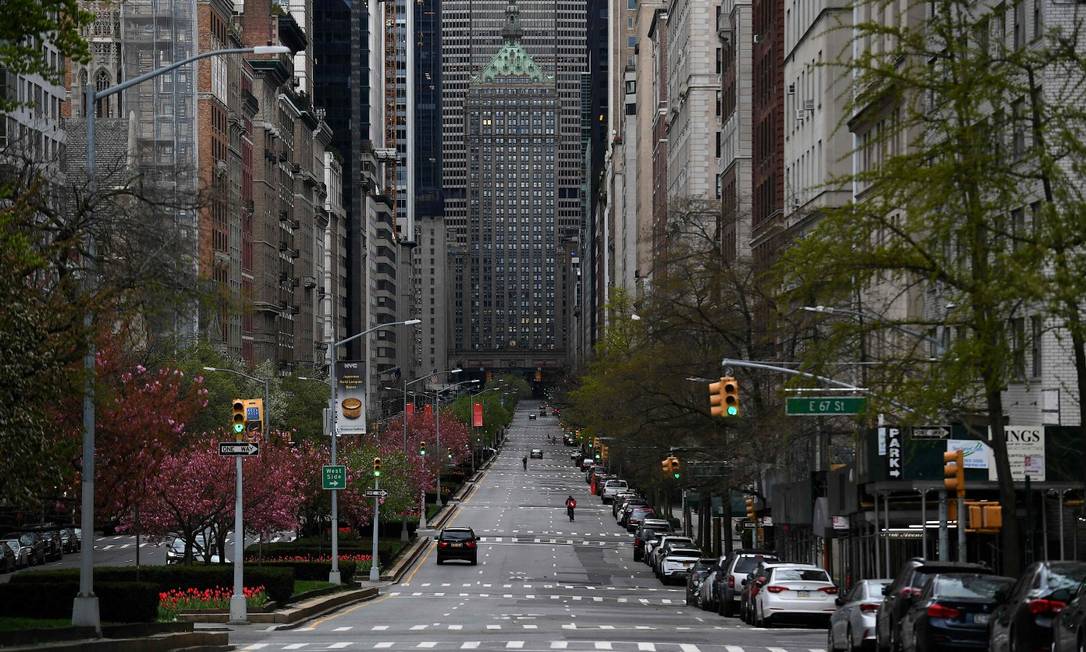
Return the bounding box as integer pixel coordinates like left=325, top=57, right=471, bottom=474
left=369, top=474, right=381, bottom=582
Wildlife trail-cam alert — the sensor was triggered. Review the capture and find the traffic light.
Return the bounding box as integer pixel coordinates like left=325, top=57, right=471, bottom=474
left=669, top=456, right=681, bottom=479
left=722, top=376, right=739, bottom=416
left=373, top=457, right=382, bottom=477
left=709, top=377, right=727, bottom=417
left=419, top=441, right=427, bottom=457
left=944, top=449, right=965, bottom=497
left=746, top=496, right=756, bottom=521
left=231, top=399, right=246, bottom=435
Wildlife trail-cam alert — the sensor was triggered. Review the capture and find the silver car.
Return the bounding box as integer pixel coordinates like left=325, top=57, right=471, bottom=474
left=828, top=578, right=891, bottom=651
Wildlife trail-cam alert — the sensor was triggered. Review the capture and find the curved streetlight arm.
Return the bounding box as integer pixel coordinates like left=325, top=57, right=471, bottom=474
left=331, top=318, right=422, bottom=350
left=94, top=47, right=288, bottom=101
left=803, top=305, right=942, bottom=349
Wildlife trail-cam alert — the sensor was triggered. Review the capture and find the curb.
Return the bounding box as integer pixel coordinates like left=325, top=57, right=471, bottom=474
left=0, top=630, right=230, bottom=652
left=380, top=536, right=431, bottom=583
left=270, top=587, right=381, bottom=630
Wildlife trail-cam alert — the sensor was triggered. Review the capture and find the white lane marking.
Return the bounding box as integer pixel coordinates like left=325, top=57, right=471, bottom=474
left=243, top=646, right=268, bottom=650
left=592, top=597, right=603, bottom=602
left=409, top=624, right=428, bottom=630
left=417, top=643, right=437, bottom=649
left=448, top=625, right=463, bottom=630
left=599, top=625, right=615, bottom=630
left=486, top=624, right=502, bottom=630
left=461, top=643, right=481, bottom=649
left=506, top=642, right=525, bottom=649
left=374, top=644, right=393, bottom=649
left=680, top=646, right=702, bottom=652
left=550, top=643, right=569, bottom=649
left=371, top=625, right=389, bottom=631
left=637, top=644, right=656, bottom=652
left=727, top=647, right=746, bottom=652
left=332, top=626, right=351, bottom=631
left=329, top=644, right=351, bottom=650
left=768, top=648, right=789, bottom=652
left=283, top=646, right=308, bottom=650
left=661, top=599, right=673, bottom=604
left=595, top=644, right=613, bottom=650
left=618, top=598, right=628, bottom=603
left=522, top=624, right=538, bottom=629
left=434, top=593, right=446, bottom=597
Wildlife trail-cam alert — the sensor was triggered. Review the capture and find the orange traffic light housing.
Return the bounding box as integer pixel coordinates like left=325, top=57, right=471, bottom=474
left=661, top=457, right=671, bottom=476
left=231, top=399, right=246, bottom=437
left=373, top=457, right=382, bottom=477
left=745, top=496, right=756, bottom=521
left=709, top=377, right=726, bottom=416
left=722, top=376, right=739, bottom=416
left=669, top=456, right=681, bottom=479
left=944, top=449, right=965, bottom=497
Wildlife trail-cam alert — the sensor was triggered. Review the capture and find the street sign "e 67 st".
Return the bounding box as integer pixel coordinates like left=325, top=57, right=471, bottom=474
left=785, top=396, right=867, bottom=416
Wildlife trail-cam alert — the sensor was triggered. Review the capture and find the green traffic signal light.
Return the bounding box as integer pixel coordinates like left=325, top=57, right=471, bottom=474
left=673, top=472, right=680, bottom=479
left=727, top=405, right=738, bottom=416
left=233, top=423, right=245, bottom=434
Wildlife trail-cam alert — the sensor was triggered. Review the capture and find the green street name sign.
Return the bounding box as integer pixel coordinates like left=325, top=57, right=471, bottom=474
left=785, top=396, right=867, bottom=416
left=322, top=464, right=347, bottom=490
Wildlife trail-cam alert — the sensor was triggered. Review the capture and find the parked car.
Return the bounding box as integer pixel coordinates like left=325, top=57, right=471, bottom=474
left=742, top=561, right=792, bottom=623
left=752, top=564, right=838, bottom=627
left=528, top=413, right=536, bottom=420
left=698, top=558, right=725, bottom=612
left=579, top=458, right=595, bottom=471
left=435, top=527, right=478, bottom=565
left=32, top=526, right=63, bottom=561
left=59, top=527, right=79, bottom=553
left=625, top=506, right=657, bottom=532
left=600, top=480, right=629, bottom=504
left=989, top=561, right=1086, bottom=652
left=5, top=539, right=30, bottom=570
left=660, top=548, right=703, bottom=585
left=618, top=499, right=648, bottom=526
left=634, top=521, right=671, bottom=561
left=569, top=450, right=582, bottom=462
left=712, top=549, right=781, bottom=616
left=830, top=578, right=892, bottom=652
left=612, top=493, right=641, bottom=518
left=6, top=532, right=46, bottom=566
left=876, top=560, right=994, bottom=652
left=898, top=573, right=1015, bottom=652
left=687, top=558, right=719, bottom=606
left=529, top=448, right=543, bottom=459
left=1052, top=574, right=1086, bottom=652
left=650, top=535, right=696, bottom=575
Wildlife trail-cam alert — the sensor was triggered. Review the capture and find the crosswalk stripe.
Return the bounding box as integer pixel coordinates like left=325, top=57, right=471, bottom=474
left=550, top=643, right=568, bottom=649
left=593, top=596, right=603, bottom=602
left=333, top=626, right=352, bottom=631
left=409, top=625, right=427, bottom=630
left=486, top=624, right=502, bottom=630
left=283, top=646, right=308, bottom=650
left=637, top=644, right=656, bottom=651
left=599, top=625, right=615, bottom=630
left=243, top=646, right=268, bottom=650
left=448, top=625, right=463, bottom=630
left=522, top=625, right=538, bottom=629
left=594, top=643, right=613, bottom=650
left=329, top=644, right=351, bottom=650
left=661, top=599, right=672, bottom=604
left=374, top=645, right=393, bottom=650
left=417, top=643, right=436, bottom=649
left=679, top=646, right=701, bottom=652
left=371, top=625, right=389, bottom=631
left=461, top=643, right=480, bottom=649
left=727, top=646, right=746, bottom=652
left=768, top=647, right=788, bottom=652
left=506, top=642, right=524, bottom=649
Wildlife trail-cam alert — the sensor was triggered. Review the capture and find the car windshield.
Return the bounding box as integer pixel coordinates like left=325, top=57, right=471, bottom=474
left=18, top=534, right=34, bottom=545
left=772, top=568, right=831, bottom=582
left=442, top=530, right=474, bottom=541
left=735, top=556, right=777, bottom=573
left=864, top=580, right=892, bottom=600
left=932, top=575, right=1014, bottom=599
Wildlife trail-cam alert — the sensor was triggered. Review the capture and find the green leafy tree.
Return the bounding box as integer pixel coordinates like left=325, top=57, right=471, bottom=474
left=0, top=0, right=93, bottom=111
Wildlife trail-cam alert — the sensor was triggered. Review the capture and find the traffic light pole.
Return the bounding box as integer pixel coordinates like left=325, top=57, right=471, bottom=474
left=958, top=495, right=967, bottom=561
left=369, top=474, right=381, bottom=582
left=229, top=453, right=246, bottom=623
left=938, top=490, right=949, bottom=561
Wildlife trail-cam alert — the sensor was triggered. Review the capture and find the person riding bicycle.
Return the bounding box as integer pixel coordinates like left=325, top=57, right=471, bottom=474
left=565, top=495, right=577, bottom=522
left=522, top=455, right=528, bottom=470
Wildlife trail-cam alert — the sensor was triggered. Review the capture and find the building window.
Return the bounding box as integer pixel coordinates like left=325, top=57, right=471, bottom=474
left=1011, top=316, right=1026, bottom=379
left=1030, top=315, right=1043, bottom=378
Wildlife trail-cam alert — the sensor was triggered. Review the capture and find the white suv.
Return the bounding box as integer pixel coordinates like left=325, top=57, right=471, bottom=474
left=600, top=479, right=629, bottom=503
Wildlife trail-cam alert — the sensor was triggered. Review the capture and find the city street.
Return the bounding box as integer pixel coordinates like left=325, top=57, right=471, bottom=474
left=228, top=405, right=829, bottom=652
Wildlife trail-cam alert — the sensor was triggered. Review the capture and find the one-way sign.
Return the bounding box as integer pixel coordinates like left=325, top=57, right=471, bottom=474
left=364, top=489, right=389, bottom=498
left=219, top=441, right=260, bottom=456
left=912, top=425, right=951, bottom=439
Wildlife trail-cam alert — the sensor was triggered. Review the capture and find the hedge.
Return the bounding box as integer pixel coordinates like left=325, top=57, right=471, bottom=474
left=0, top=581, right=159, bottom=622
left=249, top=539, right=406, bottom=565
left=11, top=565, right=294, bottom=606
left=249, top=560, right=356, bottom=583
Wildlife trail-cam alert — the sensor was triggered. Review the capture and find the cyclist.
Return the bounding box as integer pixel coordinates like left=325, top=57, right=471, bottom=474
left=565, top=495, right=577, bottom=522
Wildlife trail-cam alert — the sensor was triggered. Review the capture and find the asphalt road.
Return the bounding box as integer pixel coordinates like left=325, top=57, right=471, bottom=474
left=228, top=402, right=828, bottom=652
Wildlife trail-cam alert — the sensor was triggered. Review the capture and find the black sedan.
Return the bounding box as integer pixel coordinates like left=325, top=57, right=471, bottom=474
left=436, top=527, right=478, bottom=565
left=899, top=573, right=1015, bottom=652
left=1052, top=575, right=1086, bottom=652
left=989, top=561, right=1086, bottom=652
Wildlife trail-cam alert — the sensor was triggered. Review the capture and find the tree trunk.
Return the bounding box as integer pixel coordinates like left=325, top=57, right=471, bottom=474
left=985, top=388, right=1021, bottom=577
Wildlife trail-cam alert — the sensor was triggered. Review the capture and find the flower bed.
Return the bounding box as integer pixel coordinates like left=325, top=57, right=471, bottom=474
left=255, top=554, right=372, bottom=563
left=157, top=586, right=269, bottom=621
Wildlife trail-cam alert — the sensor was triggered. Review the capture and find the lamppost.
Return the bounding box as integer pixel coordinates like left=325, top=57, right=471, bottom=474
left=325, top=318, right=422, bottom=584
left=203, top=367, right=270, bottom=441
left=72, top=43, right=291, bottom=631
left=399, top=368, right=461, bottom=541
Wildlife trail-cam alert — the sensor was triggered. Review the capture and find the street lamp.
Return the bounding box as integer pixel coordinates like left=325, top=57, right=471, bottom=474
left=326, top=318, right=422, bottom=584
left=400, top=368, right=461, bottom=541
left=73, top=43, right=291, bottom=632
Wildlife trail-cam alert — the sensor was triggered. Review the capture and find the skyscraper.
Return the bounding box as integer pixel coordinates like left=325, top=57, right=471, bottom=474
left=458, top=0, right=562, bottom=371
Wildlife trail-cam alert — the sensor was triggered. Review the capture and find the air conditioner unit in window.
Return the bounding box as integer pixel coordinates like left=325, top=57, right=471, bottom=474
left=804, top=99, right=815, bottom=111
left=788, top=83, right=796, bottom=94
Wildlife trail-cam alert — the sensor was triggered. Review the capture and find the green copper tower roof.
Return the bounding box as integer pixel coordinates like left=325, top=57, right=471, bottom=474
left=476, top=0, right=549, bottom=83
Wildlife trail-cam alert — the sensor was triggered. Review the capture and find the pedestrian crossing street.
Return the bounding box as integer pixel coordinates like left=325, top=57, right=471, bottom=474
left=245, top=643, right=829, bottom=651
